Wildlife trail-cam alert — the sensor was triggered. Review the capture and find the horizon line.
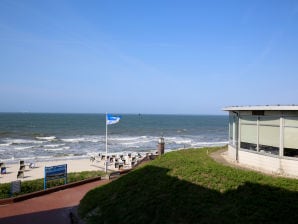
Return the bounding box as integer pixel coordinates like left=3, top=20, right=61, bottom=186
left=0, top=111, right=226, bottom=116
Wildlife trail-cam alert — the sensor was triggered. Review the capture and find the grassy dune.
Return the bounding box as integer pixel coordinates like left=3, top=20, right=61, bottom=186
left=79, top=147, right=298, bottom=224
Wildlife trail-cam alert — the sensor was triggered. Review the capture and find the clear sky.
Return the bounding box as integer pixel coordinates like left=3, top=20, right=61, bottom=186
left=0, top=0, right=298, bottom=114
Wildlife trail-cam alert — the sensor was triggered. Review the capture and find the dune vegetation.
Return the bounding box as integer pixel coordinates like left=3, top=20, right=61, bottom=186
left=79, top=147, right=298, bottom=224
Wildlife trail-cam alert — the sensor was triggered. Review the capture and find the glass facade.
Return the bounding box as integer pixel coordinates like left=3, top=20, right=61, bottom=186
left=239, top=115, right=280, bottom=155
left=227, top=110, right=298, bottom=159
left=258, top=117, right=279, bottom=155
left=240, top=116, right=257, bottom=151
left=284, top=117, right=298, bottom=157
left=229, top=114, right=298, bottom=158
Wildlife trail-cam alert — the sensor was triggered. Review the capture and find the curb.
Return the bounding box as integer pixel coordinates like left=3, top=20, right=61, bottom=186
left=0, top=176, right=101, bottom=205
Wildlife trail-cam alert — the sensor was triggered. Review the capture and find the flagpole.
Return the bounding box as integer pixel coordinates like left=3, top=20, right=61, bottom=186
left=105, top=112, right=108, bottom=173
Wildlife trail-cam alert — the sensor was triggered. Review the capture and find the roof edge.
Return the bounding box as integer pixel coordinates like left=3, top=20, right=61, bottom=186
left=223, top=105, right=298, bottom=111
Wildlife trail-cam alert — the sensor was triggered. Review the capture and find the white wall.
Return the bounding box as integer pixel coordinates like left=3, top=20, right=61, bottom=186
left=238, top=150, right=280, bottom=173
left=280, top=158, right=298, bottom=177
left=234, top=150, right=298, bottom=178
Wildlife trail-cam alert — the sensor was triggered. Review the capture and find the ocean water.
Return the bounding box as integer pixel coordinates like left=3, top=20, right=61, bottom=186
left=0, top=113, right=228, bottom=162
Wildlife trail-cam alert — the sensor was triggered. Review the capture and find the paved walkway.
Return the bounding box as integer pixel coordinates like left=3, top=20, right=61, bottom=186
left=209, top=148, right=236, bottom=167
left=0, top=179, right=110, bottom=224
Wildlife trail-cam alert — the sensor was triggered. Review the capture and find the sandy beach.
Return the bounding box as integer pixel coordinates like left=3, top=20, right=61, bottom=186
left=0, top=155, right=141, bottom=184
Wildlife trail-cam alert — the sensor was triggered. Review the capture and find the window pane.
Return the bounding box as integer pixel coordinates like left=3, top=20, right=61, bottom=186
left=240, top=142, right=257, bottom=151
left=229, top=115, right=233, bottom=142
left=284, top=127, right=298, bottom=149
left=240, top=116, right=257, bottom=124
left=284, top=117, right=298, bottom=157
left=229, top=113, right=238, bottom=146
left=284, top=117, right=298, bottom=127
left=240, top=124, right=257, bottom=144
left=259, top=126, right=279, bottom=147
left=259, top=117, right=279, bottom=126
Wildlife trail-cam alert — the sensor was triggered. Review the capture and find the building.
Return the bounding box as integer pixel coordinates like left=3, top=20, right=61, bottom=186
left=223, top=105, right=298, bottom=178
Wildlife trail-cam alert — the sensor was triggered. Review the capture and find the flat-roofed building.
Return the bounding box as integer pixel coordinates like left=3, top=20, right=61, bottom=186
left=223, top=105, right=298, bottom=178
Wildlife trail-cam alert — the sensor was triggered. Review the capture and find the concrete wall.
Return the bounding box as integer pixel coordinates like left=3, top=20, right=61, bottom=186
left=238, top=150, right=280, bottom=174
left=280, top=158, right=298, bottom=177
left=227, top=146, right=298, bottom=178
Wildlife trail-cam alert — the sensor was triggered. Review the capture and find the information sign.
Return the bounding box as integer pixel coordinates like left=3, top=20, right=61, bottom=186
left=44, top=164, right=67, bottom=189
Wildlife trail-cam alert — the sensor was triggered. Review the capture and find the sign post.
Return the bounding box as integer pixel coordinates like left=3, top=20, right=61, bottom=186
left=44, top=164, right=67, bottom=190
left=11, top=180, right=21, bottom=196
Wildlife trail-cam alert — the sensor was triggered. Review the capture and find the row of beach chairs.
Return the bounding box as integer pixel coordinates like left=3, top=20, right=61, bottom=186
left=91, top=153, right=144, bottom=170
left=0, top=160, right=37, bottom=179
left=0, top=161, right=24, bottom=177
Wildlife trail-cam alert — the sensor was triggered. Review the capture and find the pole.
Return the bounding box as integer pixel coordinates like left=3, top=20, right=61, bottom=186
left=105, top=113, right=108, bottom=173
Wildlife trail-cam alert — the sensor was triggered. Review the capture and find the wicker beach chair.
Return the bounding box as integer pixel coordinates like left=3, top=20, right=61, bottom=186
left=1, top=166, right=6, bottom=174
left=29, top=163, right=36, bottom=168
left=90, top=156, right=96, bottom=163
left=20, top=164, right=26, bottom=171
left=17, top=170, right=24, bottom=179
left=118, top=163, right=124, bottom=170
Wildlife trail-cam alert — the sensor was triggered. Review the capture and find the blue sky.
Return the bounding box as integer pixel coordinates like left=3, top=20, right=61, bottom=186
left=0, top=0, right=298, bottom=114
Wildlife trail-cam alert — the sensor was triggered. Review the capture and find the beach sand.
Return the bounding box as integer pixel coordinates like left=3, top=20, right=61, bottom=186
left=0, top=157, right=125, bottom=184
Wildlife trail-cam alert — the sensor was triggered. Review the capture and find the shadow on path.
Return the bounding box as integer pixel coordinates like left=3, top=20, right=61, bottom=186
left=0, top=206, right=74, bottom=224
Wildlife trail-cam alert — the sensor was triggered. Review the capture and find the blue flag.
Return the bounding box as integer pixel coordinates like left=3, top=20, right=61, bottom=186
left=106, top=114, right=121, bottom=125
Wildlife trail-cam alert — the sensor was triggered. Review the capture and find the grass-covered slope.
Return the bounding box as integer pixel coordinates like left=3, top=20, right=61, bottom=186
left=78, top=147, right=298, bottom=224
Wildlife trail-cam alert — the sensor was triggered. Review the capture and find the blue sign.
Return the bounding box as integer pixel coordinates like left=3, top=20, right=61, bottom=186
left=44, top=164, right=67, bottom=189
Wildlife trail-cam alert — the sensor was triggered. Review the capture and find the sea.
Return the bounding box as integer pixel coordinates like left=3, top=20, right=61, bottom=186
left=0, top=113, right=228, bottom=163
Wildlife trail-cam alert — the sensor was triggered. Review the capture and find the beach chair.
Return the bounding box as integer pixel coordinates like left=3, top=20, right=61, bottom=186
left=20, top=164, right=26, bottom=171
left=118, top=163, right=124, bottom=170
left=29, top=163, right=36, bottom=168
left=17, top=170, right=24, bottom=179
left=20, top=160, right=25, bottom=166
left=90, top=156, right=96, bottom=163
left=1, top=167, right=6, bottom=174
left=0, top=162, right=4, bottom=168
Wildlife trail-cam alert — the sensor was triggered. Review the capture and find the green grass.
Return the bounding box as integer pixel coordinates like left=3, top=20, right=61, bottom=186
left=78, top=147, right=298, bottom=224
left=0, top=170, right=104, bottom=199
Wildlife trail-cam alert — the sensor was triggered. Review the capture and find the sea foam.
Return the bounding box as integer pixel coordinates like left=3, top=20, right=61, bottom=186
left=36, top=136, right=56, bottom=141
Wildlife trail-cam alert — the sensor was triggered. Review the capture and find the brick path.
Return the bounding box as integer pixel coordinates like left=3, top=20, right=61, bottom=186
left=0, top=179, right=110, bottom=224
